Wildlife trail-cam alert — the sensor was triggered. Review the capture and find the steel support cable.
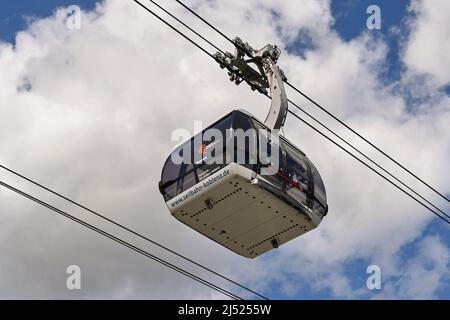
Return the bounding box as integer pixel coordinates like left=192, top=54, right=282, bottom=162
left=174, top=0, right=235, bottom=45
left=285, top=80, right=450, bottom=203
left=0, top=180, right=243, bottom=300
left=134, top=0, right=450, bottom=223
left=134, top=0, right=216, bottom=60
left=174, top=0, right=450, bottom=203
left=0, top=1, right=270, bottom=301
left=0, top=163, right=268, bottom=300
left=285, top=109, right=450, bottom=224
left=265, top=92, right=450, bottom=223
left=147, top=0, right=225, bottom=55
left=283, top=99, right=450, bottom=220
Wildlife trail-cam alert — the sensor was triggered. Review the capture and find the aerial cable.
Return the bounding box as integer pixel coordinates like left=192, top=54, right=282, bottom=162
left=4, top=0, right=271, bottom=302
left=6, top=0, right=445, bottom=301
left=147, top=0, right=225, bottom=55
left=260, top=91, right=450, bottom=223
left=134, top=0, right=215, bottom=60
left=283, top=101, right=450, bottom=224
left=284, top=98, right=450, bottom=220
left=285, top=81, right=450, bottom=203
left=133, top=0, right=449, bottom=225
left=133, top=0, right=449, bottom=223
left=173, top=0, right=449, bottom=203
left=0, top=179, right=243, bottom=300
left=174, top=0, right=235, bottom=45
left=0, top=164, right=268, bottom=300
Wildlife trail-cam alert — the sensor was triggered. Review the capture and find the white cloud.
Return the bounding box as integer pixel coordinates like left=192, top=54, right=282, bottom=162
left=0, top=0, right=449, bottom=299
left=403, top=0, right=450, bottom=87
left=376, top=235, right=450, bottom=299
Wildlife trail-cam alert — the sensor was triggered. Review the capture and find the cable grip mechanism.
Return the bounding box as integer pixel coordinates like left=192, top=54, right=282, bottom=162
left=214, top=37, right=288, bottom=130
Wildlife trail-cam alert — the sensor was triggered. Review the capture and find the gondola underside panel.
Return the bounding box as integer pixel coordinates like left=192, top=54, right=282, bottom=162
left=170, top=167, right=317, bottom=258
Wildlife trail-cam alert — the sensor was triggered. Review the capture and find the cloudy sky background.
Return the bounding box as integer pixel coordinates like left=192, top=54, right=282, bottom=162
left=0, top=0, right=449, bottom=299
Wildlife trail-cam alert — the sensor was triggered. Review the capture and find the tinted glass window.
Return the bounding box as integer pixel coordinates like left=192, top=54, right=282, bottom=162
left=285, top=147, right=308, bottom=188
left=197, top=115, right=232, bottom=165
left=283, top=141, right=309, bottom=205
left=252, top=119, right=284, bottom=186
left=214, top=114, right=233, bottom=134
left=161, top=114, right=233, bottom=201
left=313, top=198, right=327, bottom=216
left=196, top=163, right=222, bottom=181
left=163, top=183, right=177, bottom=202
left=228, top=112, right=256, bottom=167
left=233, top=111, right=253, bottom=131
left=311, top=163, right=327, bottom=206
left=161, top=146, right=184, bottom=185
left=180, top=170, right=196, bottom=193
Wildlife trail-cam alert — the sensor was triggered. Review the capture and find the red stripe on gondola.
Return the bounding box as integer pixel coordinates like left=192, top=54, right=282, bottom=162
left=276, top=171, right=304, bottom=191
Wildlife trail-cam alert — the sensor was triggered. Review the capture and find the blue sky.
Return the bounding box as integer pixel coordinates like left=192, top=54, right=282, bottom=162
left=1, top=0, right=449, bottom=300
left=331, top=0, right=410, bottom=82
left=0, top=0, right=96, bottom=43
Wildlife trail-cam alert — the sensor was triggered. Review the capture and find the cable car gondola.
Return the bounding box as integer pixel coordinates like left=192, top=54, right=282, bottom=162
left=159, top=39, right=328, bottom=258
